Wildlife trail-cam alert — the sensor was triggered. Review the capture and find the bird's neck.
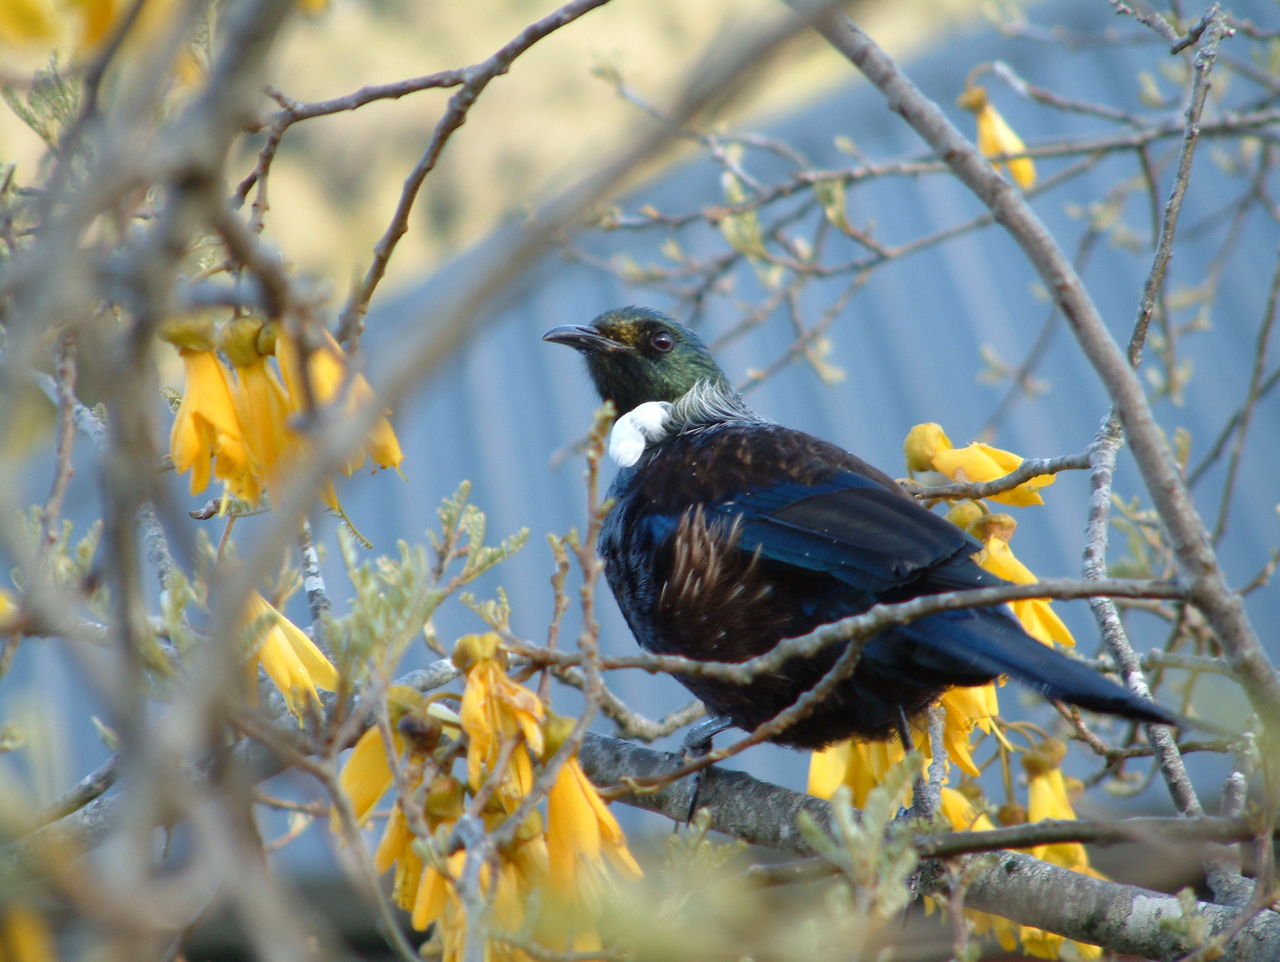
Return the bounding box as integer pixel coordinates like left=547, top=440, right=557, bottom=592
left=666, top=379, right=761, bottom=433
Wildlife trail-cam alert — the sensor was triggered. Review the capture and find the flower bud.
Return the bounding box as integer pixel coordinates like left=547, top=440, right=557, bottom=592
left=425, top=775, right=465, bottom=820
left=970, top=512, right=1018, bottom=543
left=904, top=422, right=952, bottom=473
left=158, top=315, right=216, bottom=352
left=218, top=316, right=268, bottom=368
left=451, top=632, right=501, bottom=672
left=541, top=712, right=576, bottom=761
left=997, top=801, right=1027, bottom=826
left=945, top=500, right=986, bottom=533
left=1021, top=737, right=1068, bottom=778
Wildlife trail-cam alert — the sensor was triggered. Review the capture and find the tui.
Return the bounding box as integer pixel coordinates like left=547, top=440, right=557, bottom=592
left=543, top=306, right=1183, bottom=749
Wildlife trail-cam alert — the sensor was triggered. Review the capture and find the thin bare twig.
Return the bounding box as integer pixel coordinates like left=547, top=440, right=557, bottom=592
left=334, top=0, right=615, bottom=347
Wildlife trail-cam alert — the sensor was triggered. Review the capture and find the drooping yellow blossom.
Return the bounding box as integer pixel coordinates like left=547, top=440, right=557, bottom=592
left=333, top=686, right=430, bottom=827
left=2, top=0, right=203, bottom=81
left=243, top=591, right=337, bottom=717
left=955, top=510, right=1076, bottom=650
left=905, top=422, right=1055, bottom=506
left=0, top=902, right=56, bottom=962
left=274, top=326, right=404, bottom=477
left=1016, top=740, right=1104, bottom=959
left=65, top=0, right=123, bottom=50
left=0, top=589, right=17, bottom=631
left=338, top=635, right=640, bottom=960
left=163, top=318, right=258, bottom=503
left=160, top=316, right=402, bottom=532
left=220, top=318, right=294, bottom=497
left=0, top=0, right=58, bottom=46
left=929, top=790, right=1025, bottom=952
left=454, top=632, right=545, bottom=801
left=935, top=683, right=1001, bottom=776
left=807, top=680, right=997, bottom=806
left=1023, top=738, right=1088, bottom=869
left=957, top=85, right=1037, bottom=190
left=543, top=714, right=642, bottom=897
left=374, top=774, right=466, bottom=932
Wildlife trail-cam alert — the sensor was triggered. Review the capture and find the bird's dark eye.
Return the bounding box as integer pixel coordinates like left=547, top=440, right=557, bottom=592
left=650, top=330, right=675, bottom=353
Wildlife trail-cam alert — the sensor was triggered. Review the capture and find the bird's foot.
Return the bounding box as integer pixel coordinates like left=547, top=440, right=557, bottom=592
left=678, top=715, right=735, bottom=827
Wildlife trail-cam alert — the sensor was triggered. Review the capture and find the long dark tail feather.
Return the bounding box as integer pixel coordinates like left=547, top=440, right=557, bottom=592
left=902, top=610, right=1206, bottom=731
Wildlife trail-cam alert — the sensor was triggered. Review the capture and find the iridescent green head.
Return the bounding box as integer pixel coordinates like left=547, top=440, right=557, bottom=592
left=542, top=307, right=730, bottom=415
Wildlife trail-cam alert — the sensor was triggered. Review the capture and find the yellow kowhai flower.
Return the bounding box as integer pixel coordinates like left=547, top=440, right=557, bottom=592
left=338, top=636, right=639, bottom=959
left=1020, top=739, right=1105, bottom=959
left=0, top=901, right=56, bottom=962
left=1024, top=738, right=1088, bottom=869
left=349, top=696, right=459, bottom=926
left=929, top=788, right=1025, bottom=951
left=2, top=0, right=203, bottom=80
left=543, top=714, right=642, bottom=898
left=243, top=591, right=337, bottom=717
left=957, top=84, right=1036, bottom=190
left=0, top=589, right=17, bottom=631
left=935, top=682, right=1001, bottom=775
left=0, top=0, right=58, bottom=46
left=905, top=422, right=1055, bottom=507
left=417, top=822, right=559, bottom=962
left=170, top=349, right=258, bottom=501
left=163, top=318, right=258, bottom=503
left=808, top=679, right=1000, bottom=804
left=454, top=632, right=544, bottom=800
left=274, top=326, right=404, bottom=477
left=220, top=318, right=293, bottom=498
left=957, top=510, right=1076, bottom=650
left=1013, top=741, right=1105, bottom=956
left=65, top=0, right=124, bottom=51
left=375, top=774, right=467, bottom=930
left=808, top=735, right=906, bottom=808
left=334, top=685, right=433, bottom=827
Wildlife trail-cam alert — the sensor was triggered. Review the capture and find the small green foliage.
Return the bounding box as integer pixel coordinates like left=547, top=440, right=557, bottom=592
left=718, top=169, right=766, bottom=260
left=1107, top=493, right=1166, bottom=579
left=1158, top=887, right=1211, bottom=948
left=11, top=511, right=105, bottom=612
left=430, top=482, right=528, bottom=582
left=801, top=335, right=845, bottom=385
left=1136, top=70, right=1168, bottom=109
left=462, top=586, right=512, bottom=632
left=338, top=484, right=525, bottom=682
left=2, top=55, right=80, bottom=150
left=338, top=528, right=438, bottom=672
left=160, top=568, right=202, bottom=657
left=798, top=758, right=920, bottom=924
left=833, top=134, right=860, bottom=157
left=1172, top=426, right=1192, bottom=473
left=664, top=807, right=747, bottom=882
left=813, top=176, right=848, bottom=233
left=659, top=236, right=684, bottom=263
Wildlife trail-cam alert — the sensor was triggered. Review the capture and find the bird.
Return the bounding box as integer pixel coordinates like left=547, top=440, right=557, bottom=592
left=543, top=306, right=1184, bottom=750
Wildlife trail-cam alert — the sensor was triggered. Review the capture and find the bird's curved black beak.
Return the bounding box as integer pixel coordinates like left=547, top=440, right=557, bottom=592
left=541, top=325, right=632, bottom=354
